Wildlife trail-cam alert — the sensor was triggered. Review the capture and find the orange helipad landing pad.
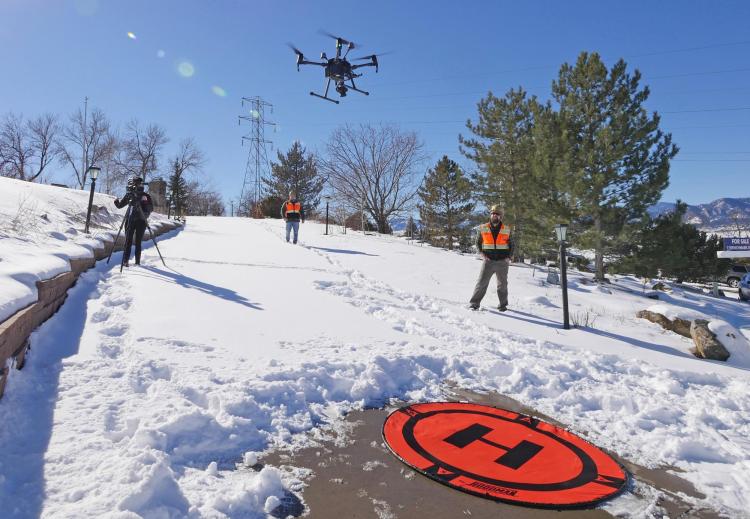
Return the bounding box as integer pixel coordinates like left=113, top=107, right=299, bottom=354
left=382, top=402, right=627, bottom=508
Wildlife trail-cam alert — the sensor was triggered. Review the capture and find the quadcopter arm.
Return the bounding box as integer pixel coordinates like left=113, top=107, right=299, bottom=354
left=351, top=62, right=377, bottom=72
left=297, top=60, right=326, bottom=71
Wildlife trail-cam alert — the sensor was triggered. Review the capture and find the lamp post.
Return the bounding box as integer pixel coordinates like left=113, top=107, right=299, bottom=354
left=84, top=166, right=100, bottom=233
left=324, top=195, right=331, bottom=235
left=554, top=223, right=570, bottom=329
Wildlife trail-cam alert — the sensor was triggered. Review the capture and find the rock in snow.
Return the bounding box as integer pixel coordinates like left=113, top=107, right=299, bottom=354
left=690, top=319, right=731, bottom=361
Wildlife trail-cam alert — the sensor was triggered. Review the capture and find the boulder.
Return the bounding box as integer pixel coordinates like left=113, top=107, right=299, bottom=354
left=636, top=310, right=692, bottom=338
left=690, top=319, right=730, bottom=361
left=671, top=318, right=692, bottom=338
left=637, top=309, right=672, bottom=331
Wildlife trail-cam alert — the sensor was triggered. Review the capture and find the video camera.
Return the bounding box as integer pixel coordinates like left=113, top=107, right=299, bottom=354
left=126, top=177, right=150, bottom=195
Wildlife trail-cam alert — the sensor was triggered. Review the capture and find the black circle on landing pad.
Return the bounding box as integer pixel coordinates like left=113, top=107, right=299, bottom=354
left=403, top=409, right=598, bottom=491
left=382, top=402, right=628, bottom=509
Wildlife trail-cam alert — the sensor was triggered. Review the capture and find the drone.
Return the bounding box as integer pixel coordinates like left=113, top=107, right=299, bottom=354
left=288, top=32, right=382, bottom=104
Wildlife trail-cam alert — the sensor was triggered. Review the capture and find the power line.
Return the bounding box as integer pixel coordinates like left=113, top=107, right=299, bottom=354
left=668, top=123, right=750, bottom=130
left=674, top=159, right=750, bottom=162
left=679, top=151, right=750, bottom=154
left=628, top=40, right=750, bottom=58
left=648, top=66, right=750, bottom=80
left=662, top=106, right=750, bottom=114
left=368, top=40, right=750, bottom=89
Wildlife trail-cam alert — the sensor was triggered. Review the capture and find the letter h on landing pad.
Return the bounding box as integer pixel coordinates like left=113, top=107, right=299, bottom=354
left=444, top=423, right=544, bottom=470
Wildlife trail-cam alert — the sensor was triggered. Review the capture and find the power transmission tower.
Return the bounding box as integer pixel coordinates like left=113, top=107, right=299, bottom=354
left=238, top=96, right=275, bottom=217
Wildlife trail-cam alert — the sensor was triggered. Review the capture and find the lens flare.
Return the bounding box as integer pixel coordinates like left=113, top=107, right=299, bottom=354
left=177, top=61, right=195, bottom=77
left=127, top=32, right=137, bottom=40
left=211, top=86, right=227, bottom=97
left=157, top=49, right=166, bottom=58
left=249, top=109, right=260, bottom=119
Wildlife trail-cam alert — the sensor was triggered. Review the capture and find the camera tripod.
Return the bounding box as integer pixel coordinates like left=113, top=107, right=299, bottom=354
left=106, top=193, right=166, bottom=272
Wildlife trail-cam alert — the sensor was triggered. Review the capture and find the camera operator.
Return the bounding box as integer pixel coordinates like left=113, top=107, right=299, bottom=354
left=114, top=177, right=153, bottom=267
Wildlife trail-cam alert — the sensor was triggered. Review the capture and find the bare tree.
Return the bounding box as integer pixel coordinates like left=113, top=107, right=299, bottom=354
left=171, top=138, right=205, bottom=179
left=100, top=131, right=127, bottom=194
left=28, top=114, right=60, bottom=182
left=322, top=123, right=426, bottom=234
left=0, top=113, right=31, bottom=180
left=58, top=107, right=112, bottom=188
left=117, top=120, right=169, bottom=181
left=0, top=112, right=60, bottom=182
left=184, top=179, right=225, bottom=216
left=167, top=138, right=206, bottom=216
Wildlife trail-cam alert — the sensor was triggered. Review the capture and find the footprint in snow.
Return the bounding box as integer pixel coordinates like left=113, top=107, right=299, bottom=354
left=102, top=296, right=132, bottom=309
left=97, top=343, right=121, bottom=358
left=100, top=323, right=128, bottom=337
left=91, top=309, right=112, bottom=323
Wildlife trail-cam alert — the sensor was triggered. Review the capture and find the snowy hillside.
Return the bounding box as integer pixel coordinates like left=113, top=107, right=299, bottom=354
left=0, top=177, right=173, bottom=323
left=1, top=185, right=750, bottom=517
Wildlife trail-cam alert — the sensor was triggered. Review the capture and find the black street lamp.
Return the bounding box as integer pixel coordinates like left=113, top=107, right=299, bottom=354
left=324, top=195, right=331, bottom=235
left=84, top=166, right=100, bottom=233
left=555, top=223, right=570, bottom=329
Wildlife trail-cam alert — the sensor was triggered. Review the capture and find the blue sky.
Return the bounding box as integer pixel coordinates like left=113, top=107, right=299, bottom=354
left=2, top=0, right=749, bottom=207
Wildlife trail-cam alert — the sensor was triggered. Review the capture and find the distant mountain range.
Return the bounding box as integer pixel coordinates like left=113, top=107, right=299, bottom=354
left=389, top=198, right=750, bottom=235
left=648, top=198, right=750, bottom=233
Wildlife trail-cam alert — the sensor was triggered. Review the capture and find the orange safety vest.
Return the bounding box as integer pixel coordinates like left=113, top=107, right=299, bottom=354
left=285, top=201, right=301, bottom=215
left=479, top=223, right=510, bottom=251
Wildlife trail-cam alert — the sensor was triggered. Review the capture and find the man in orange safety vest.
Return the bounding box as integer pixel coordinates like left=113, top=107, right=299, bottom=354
left=469, top=205, right=513, bottom=311
left=281, top=191, right=305, bottom=244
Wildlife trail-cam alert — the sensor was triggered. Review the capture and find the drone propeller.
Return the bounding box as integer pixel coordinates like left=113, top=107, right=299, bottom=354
left=287, top=43, right=304, bottom=70
left=287, top=43, right=304, bottom=57
left=352, top=51, right=393, bottom=60
left=318, top=30, right=356, bottom=49
left=352, top=53, right=390, bottom=73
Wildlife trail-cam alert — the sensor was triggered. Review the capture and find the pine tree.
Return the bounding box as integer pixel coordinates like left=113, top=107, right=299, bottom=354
left=616, top=202, right=730, bottom=282
left=167, top=159, right=189, bottom=217
left=263, top=141, right=324, bottom=215
left=417, top=156, right=474, bottom=250
left=460, top=88, right=551, bottom=260
left=552, top=52, right=679, bottom=280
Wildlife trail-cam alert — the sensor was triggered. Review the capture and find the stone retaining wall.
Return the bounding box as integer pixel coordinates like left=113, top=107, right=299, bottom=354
left=0, top=220, right=183, bottom=399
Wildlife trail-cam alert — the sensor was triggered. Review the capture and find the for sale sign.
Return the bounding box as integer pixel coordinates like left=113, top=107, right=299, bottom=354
left=724, top=237, right=750, bottom=251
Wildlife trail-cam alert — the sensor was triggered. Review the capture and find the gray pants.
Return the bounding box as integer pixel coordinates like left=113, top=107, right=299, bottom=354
left=470, top=258, right=510, bottom=307
left=286, top=221, right=299, bottom=243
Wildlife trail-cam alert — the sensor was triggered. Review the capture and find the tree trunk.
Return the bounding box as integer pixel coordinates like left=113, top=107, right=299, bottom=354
left=376, top=217, right=390, bottom=234
left=594, top=214, right=605, bottom=281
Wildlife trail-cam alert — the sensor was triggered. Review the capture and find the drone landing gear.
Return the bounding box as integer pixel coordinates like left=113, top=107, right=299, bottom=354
left=349, top=85, right=369, bottom=95
left=310, top=92, right=339, bottom=104
left=311, top=78, right=340, bottom=104
left=349, top=78, right=369, bottom=96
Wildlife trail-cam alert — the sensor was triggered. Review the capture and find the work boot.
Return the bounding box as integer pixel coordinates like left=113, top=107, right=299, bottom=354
left=469, top=304, right=479, bottom=311
left=497, top=305, right=507, bottom=312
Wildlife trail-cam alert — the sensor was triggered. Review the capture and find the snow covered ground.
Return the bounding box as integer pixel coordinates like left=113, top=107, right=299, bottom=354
left=1, top=195, right=750, bottom=516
